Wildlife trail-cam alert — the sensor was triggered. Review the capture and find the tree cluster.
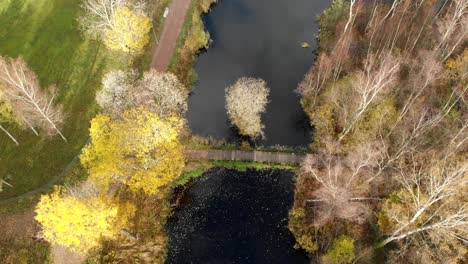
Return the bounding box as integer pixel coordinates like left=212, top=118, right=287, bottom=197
left=36, top=107, right=186, bottom=255
left=292, top=0, right=467, bottom=262
left=32, top=0, right=188, bottom=258
left=35, top=63, right=188, bottom=256
left=96, top=69, right=188, bottom=119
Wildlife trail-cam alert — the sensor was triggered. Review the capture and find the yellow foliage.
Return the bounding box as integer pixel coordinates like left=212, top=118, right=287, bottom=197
left=289, top=208, right=318, bottom=252
left=104, top=7, right=151, bottom=53
left=446, top=48, right=468, bottom=84
left=81, top=107, right=185, bottom=195
left=0, top=90, right=16, bottom=124
left=347, top=99, right=398, bottom=147
left=35, top=186, right=134, bottom=254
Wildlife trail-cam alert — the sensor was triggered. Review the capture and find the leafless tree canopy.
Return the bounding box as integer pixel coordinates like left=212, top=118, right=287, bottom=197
left=301, top=142, right=383, bottom=226
left=0, top=56, right=66, bottom=141
left=96, top=69, right=138, bottom=118
left=78, top=0, right=125, bottom=39
left=96, top=69, right=188, bottom=119
left=380, top=157, right=467, bottom=262
left=225, top=77, right=269, bottom=138
left=135, top=70, right=188, bottom=118
left=291, top=0, right=468, bottom=259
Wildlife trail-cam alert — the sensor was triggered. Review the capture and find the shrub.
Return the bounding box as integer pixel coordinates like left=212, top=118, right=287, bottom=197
left=322, top=235, right=356, bottom=264
left=225, top=77, right=270, bottom=138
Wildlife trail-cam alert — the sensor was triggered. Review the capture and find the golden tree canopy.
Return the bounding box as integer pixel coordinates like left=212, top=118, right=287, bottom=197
left=80, top=107, right=185, bottom=195
left=0, top=91, right=16, bottom=124
left=35, top=185, right=134, bottom=254
left=104, top=6, right=151, bottom=53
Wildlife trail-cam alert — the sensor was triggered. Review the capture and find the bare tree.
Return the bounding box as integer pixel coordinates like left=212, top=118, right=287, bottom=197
left=78, top=0, right=124, bottom=39
left=0, top=57, right=66, bottom=141
left=343, top=0, right=357, bottom=33
left=338, top=53, right=400, bottom=141
left=135, top=70, right=188, bottom=118
left=378, top=158, right=467, bottom=256
left=225, top=77, right=269, bottom=138
left=436, top=0, right=468, bottom=60
left=96, top=69, right=138, bottom=118
left=302, top=142, right=383, bottom=226
left=78, top=0, right=149, bottom=42
left=395, top=50, right=443, bottom=124
left=96, top=69, right=187, bottom=119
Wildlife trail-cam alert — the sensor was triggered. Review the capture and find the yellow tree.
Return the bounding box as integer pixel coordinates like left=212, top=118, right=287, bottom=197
left=81, top=107, right=185, bottom=195
left=104, top=6, right=151, bottom=53
left=35, top=184, right=135, bottom=254
left=0, top=92, right=19, bottom=145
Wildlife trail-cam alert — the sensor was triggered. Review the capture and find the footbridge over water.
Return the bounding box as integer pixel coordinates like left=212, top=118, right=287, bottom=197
left=185, top=149, right=308, bottom=165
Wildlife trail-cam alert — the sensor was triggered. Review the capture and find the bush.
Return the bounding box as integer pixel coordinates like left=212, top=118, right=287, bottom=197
left=322, top=235, right=355, bottom=264
left=289, top=208, right=318, bottom=252
left=225, top=77, right=270, bottom=138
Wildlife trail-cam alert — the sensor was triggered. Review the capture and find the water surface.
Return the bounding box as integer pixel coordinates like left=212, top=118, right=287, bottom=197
left=166, top=168, right=308, bottom=263
left=187, top=0, right=331, bottom=146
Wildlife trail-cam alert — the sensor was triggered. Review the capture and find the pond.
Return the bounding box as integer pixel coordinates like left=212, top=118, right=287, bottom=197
left=166, top=168, right=308, bottom=263
left=187, top=0, right=331, bottom=147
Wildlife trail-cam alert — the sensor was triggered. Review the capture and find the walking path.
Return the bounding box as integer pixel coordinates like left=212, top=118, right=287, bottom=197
left=185, top=149, right=307, bottom=165
left=0, top=149, right=305, bottom=203
left=151, top=0, right=192, bottom=71
left=1, top=0, right=193, bottom=204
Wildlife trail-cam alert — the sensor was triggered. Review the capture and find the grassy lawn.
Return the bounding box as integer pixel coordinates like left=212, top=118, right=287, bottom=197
left=0, top=0, right=128, bottom=200
left=176, top=160, right=298, bottom=185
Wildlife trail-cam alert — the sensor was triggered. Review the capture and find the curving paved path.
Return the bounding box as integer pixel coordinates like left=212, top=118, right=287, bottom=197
left=151, top=0, right=192, bottom=71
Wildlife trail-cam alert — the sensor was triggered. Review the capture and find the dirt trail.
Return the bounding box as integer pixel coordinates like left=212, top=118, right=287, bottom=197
left=52, top=244, right=85, bottom=264
left=151, top=0, right=192, bottom=71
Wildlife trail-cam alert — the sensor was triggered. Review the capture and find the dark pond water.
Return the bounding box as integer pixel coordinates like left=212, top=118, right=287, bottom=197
left=166, top=168, right=308, bottom=263
left=187, top=0, right=331, bottom=147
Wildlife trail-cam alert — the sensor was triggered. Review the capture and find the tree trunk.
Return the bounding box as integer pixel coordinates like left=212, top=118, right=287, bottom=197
left=0, top=124, right=19, bottom=145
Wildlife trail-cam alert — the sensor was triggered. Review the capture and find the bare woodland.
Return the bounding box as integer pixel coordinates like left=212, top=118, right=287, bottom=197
left=291, top=0, right=467, bottom=262
left=0, top=56, right=66, bottom=142
left=225, top=77, right=269, bottom=138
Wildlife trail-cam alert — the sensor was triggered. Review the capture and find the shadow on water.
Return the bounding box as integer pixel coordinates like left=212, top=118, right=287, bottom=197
left=166, top=168, right=310, bottom=264
left=187, top=0, right=332, bottom=147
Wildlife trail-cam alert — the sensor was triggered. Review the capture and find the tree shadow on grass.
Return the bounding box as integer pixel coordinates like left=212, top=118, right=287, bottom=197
left=0, top=0, right=119, bottom=199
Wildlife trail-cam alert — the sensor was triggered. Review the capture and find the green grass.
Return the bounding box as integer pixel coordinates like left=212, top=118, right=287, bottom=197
left=0, top=0, right=127, bottom=200
left=211, top=160, right=297, bottom=171
left=176, top=168, right=207, bottom=185
left=176, top=160, right=297, bottom=186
